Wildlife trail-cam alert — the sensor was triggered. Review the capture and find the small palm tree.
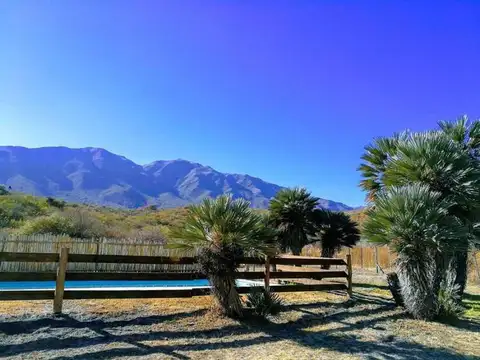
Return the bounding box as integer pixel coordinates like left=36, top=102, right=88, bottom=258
left=363, top=185, right=468, bottom=320
left=169, top=195, right=277, bottom=318
left=269, top=187, right=319, bottom=255
left=312, top=209, right=360, bottom=268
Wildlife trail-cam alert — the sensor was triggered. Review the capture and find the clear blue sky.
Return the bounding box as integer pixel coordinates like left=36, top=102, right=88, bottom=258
left=1, top=1, right=479, bottom=207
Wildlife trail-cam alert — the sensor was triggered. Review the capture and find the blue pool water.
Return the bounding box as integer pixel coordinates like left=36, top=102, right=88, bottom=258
left=0, top=279, right=256, bottom=290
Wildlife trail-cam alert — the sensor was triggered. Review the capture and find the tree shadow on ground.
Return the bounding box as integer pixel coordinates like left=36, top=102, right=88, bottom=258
left=353, top=282, right=390, bottom=291
left=0, top=292, right=477, bottom=360
left=464, top=292, right=480, bottom=302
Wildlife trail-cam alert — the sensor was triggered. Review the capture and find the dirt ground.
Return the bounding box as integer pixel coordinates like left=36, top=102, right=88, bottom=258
left=0, top=274, right=479, bottom=360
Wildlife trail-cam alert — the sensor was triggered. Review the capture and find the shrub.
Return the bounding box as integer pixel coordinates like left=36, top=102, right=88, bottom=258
left=245, top=289, right=283, bottom=317
left=18, top=209, right=107, bottom=238
left=46, top=197, right=66, bottom=209
left=18, top=213, right=71, bottom=236
left=0, top=185, right=10, bottom=195
left=437, top=269, right=465, bottom=320
left=0, top=195, right=49, bottom=228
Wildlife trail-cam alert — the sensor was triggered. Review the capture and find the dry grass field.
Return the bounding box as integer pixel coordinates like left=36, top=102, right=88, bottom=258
left=1, top=272, right=479, bottom=360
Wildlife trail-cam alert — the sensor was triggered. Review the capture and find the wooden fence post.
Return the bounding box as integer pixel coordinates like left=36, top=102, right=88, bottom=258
left=473, top=251, right=480, bottom=284
left=374, top=247, right=379, bottom=274
left=360, top=248, right=364, bottom=269
left=264, top=256, right=271, bottom=292
left=346, top=254, right=353, bottom=298
left=53, top=247, right=69, bottom=314
left=95, top=239, right=100, bottom=272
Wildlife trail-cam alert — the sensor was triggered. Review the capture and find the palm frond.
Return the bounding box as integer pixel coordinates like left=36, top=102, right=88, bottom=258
left=168, top=195, right=277, bottom=256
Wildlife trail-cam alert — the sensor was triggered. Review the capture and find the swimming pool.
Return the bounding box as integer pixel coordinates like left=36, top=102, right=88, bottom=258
left=0, top=279, right=260, bottom=290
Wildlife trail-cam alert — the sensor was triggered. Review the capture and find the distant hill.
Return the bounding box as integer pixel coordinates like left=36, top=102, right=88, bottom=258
left=0, top=146, right=355, bottom=211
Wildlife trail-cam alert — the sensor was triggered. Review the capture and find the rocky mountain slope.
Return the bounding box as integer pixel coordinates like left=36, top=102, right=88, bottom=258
left=0, top=146, right=354, bottom=210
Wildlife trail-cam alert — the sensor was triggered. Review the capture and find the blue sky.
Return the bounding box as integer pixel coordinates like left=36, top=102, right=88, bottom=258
left=1, top=1, right=480, bottom=207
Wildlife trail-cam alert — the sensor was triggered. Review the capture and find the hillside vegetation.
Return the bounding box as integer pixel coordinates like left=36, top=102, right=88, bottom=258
left=0, top=189, right=190, bottom=241
left=0, top=189, right=361, bottom=241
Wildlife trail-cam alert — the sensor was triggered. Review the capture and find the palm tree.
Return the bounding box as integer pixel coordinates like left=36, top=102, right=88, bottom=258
left=358, top=133, right=407, bottom=202
left=438, top=115, right=480, bottom=158
left=363, top=185, right=468, bottom=320
left=311, top=209, right=360, bottom=268
left=438, top=116, right=480, bottom=294
left=359, top=127, right=480, bottom=297
left=169, top=195, right=277, bottom=318
left=269, top=187, right=319, bottom=255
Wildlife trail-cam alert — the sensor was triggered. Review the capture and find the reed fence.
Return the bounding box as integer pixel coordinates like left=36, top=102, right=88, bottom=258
left=0, top=234, right=198, bottom=273
left=303, top=245, right=480, bottom=283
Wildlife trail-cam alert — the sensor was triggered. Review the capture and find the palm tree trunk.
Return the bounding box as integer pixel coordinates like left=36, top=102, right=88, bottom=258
left=397, top=250, right=444, bottom=320
left=386, top=272, right=404, bottom=307
left=209, top=274, right=243, bottom=318
left=321, top=247, right=335, bottom=269
left=453, top=250, right=468, bottom=298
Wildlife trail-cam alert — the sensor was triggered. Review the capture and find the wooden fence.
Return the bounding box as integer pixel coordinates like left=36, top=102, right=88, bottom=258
left=0, top=249, right=352, bottom=314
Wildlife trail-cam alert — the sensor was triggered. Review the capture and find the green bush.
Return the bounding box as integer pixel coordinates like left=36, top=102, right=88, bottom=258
left=0, top=185, right=10, bottom=195
left=245, top=289, right=283, bottom=317
left=0, top=195, right=49, bottom=228
left=19, top=213, right=71, bottom=235
left=46, top=197, right=66, bottom=209
left=437, top=270, right=465, bottom=320
left=18, top=209, right=107, bottom=238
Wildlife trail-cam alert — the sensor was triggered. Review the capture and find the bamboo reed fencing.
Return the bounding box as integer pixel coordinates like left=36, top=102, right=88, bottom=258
left=303, top=245, right=480, bottom=283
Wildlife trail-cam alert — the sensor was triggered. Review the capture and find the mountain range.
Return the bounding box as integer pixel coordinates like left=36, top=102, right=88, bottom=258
left=0, top=146, right=354, bottom=211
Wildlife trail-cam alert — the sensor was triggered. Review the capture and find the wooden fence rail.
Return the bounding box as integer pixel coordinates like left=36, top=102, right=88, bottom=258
left=0, top=249, right=352, bottom=313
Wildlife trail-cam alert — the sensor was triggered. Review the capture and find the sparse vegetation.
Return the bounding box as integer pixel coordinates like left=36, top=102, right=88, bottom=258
left=245, top=289, right=284, bottom=317
left=0, top=192, right=189, bottom=240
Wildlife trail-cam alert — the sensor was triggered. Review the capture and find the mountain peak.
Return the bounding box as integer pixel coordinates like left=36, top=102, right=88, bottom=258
left=0, top=146, right=354, bottom=211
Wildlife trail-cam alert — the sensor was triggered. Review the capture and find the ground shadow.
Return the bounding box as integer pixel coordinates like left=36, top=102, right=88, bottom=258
left=464, top=292, right=480, bottom=302
left=0, top=292, right=477, bottom=360
left=353, top=282, right=389, bottom=291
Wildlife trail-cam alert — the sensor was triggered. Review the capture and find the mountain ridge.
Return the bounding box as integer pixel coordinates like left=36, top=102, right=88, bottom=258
left=0, top=146, right=355, bottom=211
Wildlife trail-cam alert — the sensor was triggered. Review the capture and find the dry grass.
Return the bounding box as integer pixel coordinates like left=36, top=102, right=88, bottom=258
left=1, top=274, right=479, bottom=360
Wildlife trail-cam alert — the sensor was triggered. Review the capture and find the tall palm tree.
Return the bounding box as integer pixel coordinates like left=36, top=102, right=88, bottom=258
left=169, top=195, right=277, bottom=318
left=363, top=185, right=468, bottom=320
left=269, top=187, right=319, bottom=255
left=311, top=209, right=360, bottom=268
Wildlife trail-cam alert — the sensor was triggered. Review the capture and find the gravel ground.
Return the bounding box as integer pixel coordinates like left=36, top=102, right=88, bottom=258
left=1, top=283, right=479, bottom=360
